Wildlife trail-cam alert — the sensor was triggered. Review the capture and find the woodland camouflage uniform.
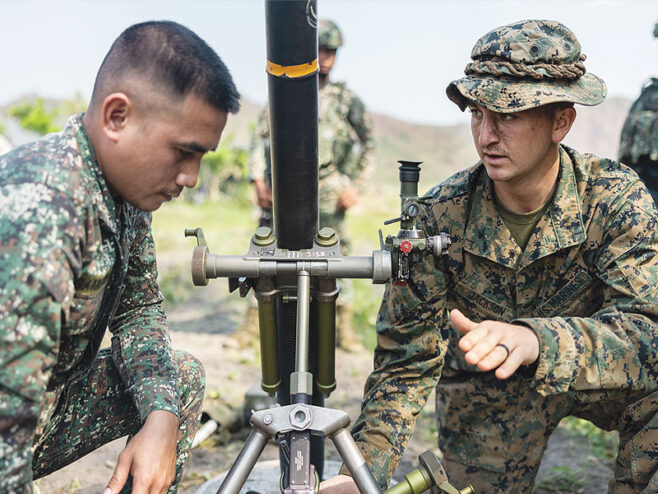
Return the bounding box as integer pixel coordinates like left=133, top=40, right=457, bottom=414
left=0, top=115, right=204, bottom=493
left=618, top=22, right=658, bottom=203
left=346, top=20, right=658, bottom=493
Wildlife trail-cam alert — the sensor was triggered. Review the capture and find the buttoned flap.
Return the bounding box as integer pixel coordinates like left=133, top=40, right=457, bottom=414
left=536, top=268, right=603, bottom=318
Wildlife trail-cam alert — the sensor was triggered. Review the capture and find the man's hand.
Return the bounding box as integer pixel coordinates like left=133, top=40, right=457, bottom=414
left=336, top=185, right=359, bottom=211
left=319, top=474, right=360, bottom=493
left=450, top=309, right=539, bottom=380
left=104, top=410, right=179, bottom=494
left=253, top=178, right=272, bottom=209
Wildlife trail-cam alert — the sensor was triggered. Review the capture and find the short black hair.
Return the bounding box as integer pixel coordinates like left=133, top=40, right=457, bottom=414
left=91, top=21, right=240, bottom=114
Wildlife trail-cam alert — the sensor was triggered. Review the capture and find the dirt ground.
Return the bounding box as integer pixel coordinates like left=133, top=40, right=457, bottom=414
left=35, top=286, right=614, bottom=494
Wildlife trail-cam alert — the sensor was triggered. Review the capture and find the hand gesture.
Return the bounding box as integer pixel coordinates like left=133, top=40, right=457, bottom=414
left=450, top=309, right=539, bottom=380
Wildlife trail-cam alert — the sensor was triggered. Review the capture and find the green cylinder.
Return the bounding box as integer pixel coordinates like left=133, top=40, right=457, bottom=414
left=316, top=296, right=336, bottom=396
left=383, top=468, right=432, bottom=494
left=400, top=181, right=418, bottom=198
left=258, top=299, right=280, bottom=395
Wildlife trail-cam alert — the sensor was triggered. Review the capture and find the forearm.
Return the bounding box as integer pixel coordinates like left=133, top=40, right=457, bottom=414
left=110, top=306, right=180, bottom=421
left=110, top=212, right=181, bottom=420
left=518, top=309, right=657, bottom=395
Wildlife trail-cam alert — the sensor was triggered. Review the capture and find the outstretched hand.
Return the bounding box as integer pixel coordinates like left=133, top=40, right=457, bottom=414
left=103, top=410, right=179, bottom=494
left=450, top=309, right=539, bottom=380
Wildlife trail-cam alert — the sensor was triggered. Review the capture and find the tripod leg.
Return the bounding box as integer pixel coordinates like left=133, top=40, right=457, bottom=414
left=217, top=429, right=270, bottom=494
left=332, top=428, right=382, bottom=494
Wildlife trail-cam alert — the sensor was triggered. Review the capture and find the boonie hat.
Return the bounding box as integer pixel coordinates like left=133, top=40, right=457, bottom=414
left=447, top=20, right=607, bottom=113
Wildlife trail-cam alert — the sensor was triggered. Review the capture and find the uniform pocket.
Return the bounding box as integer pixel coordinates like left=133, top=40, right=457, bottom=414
left=536, top=268, right=602, bottom=318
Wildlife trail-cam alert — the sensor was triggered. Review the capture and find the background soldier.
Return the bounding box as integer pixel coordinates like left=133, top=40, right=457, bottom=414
left=245, top=18, right=375, bottom=351
left=618, top=22, right=658, bottom=203
left=322, top=20, right=658, bottom=493
left=0, top=21, right=240, bottom=493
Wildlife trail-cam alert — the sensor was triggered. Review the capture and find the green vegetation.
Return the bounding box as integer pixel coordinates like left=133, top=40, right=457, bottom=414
left=10, top=98, right=60, bottom=135
left=533, top=465, right=588, bottom=493
left=187, top=136, right=250, bottom=203
left=9, top=95, right=86, bottom=136
left=560, top=416, right=619, bottom=460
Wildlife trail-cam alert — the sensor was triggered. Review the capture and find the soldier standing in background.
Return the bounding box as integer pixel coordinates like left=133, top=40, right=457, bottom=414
left=618, top=22, right=658, bottom=204
left=0, top=21, right=240, bottom=493
left=245, top=18, right=375, bottom=352
left=322, top=19, right=657, bottom=493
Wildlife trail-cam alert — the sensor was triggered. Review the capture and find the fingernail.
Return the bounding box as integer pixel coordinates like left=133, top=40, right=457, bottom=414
left=103, top=489, right=112, bottom=494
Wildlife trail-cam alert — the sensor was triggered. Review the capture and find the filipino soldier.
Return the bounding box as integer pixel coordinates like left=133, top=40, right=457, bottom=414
left=618, top=21, right=658, bottom=204
left=244, top=18, right=375, bottom=352
left=322, top=20, right=658, bottom=493
left=0, top=21, right=240, bottom=493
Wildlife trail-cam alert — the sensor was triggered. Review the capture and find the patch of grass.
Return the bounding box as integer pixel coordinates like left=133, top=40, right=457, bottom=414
left=560, top=416, right=619, bottom=460
left=533, top=466, right=587, bottom=493
left=353, top=279, right=384, bottom=350
left=152, top=196, right=254, bottom=257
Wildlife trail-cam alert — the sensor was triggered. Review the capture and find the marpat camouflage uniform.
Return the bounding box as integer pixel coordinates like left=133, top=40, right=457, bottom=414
left=618, top=78, right=658, bottom=204
left=351, top=146, right=658, bottom=492
left=0, top=114, right=205, bottom=492
left=345, top=20, right=658, bottom=493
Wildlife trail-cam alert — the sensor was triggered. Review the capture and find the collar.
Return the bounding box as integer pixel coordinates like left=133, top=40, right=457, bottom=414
left=68, top=113, right=121, bottom=235
left=463, top=145, right=586, bottom=270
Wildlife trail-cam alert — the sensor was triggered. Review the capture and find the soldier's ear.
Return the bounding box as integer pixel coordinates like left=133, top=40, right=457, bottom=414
left=100, top=93, right=133, bottom=143
left=551, top=106, right=576, bottom=144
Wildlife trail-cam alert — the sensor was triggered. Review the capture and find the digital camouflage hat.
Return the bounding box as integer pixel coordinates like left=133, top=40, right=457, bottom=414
left=447, top=20, right=607, bottom=113
left=319, top=19, right=343, bottom=50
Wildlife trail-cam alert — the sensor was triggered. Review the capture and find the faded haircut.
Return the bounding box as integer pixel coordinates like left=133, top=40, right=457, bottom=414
left=91, top=20, right=240, bottom=114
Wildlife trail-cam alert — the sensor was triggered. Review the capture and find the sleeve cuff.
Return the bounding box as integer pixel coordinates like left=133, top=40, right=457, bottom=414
left=512, top=317, right=576, bottom=395
left=131, top=379, right=180, bottom=422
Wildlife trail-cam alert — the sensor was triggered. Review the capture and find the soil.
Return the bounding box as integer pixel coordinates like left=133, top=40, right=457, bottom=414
left=35, top=284, right=613, bottom=494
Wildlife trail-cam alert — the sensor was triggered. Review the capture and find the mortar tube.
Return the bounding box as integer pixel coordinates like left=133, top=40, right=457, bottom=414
left=266, top=0, right=324, bottom=479
left=266, top=0, right=319, bottom=250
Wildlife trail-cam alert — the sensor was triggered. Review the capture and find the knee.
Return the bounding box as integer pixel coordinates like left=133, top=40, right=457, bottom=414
left=173, top=350, right=206, bottom=403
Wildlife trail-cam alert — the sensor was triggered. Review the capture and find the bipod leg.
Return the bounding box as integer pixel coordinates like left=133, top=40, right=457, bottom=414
left=216, top=429, right=270, bottom=494
left=331, top=428, right=382, bottom=494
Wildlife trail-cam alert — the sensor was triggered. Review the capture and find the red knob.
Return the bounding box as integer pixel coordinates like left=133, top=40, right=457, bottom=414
left=400, top=240, right=413, bottom=253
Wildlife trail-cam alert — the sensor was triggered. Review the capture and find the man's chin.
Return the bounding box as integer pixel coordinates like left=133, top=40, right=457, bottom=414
left=126, top=196, right=165, bottom=213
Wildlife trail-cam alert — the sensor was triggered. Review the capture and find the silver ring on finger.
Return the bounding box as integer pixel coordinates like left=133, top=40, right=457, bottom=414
left=496, top=343, right=510, bottom=360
